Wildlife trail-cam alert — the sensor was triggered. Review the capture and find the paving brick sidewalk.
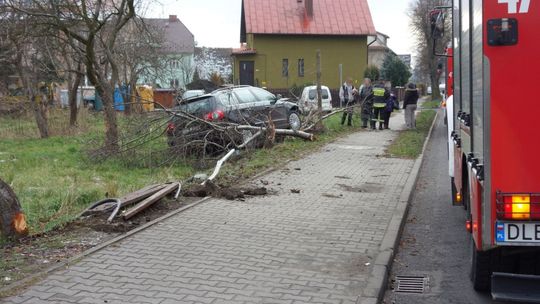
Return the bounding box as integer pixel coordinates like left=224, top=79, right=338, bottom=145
left=3, top=114, right=415, bottom=304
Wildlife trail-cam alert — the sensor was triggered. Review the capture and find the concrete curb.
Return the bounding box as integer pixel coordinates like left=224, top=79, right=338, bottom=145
left=0, top=197, right=211, bottom=297
left=359, top=110, right=439, bottom=304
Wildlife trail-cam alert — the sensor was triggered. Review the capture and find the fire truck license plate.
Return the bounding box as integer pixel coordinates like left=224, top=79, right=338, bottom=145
left=496, top=222, right=540, bottom=244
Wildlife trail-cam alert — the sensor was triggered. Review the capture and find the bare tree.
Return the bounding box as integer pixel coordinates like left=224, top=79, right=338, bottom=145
left=0, top=26, right=17, bottom=96
left=3, top=12, right=64, bottom=138
left=53, top=35, right=86, bottom=127
left=409, top=0, right=451, bottom=99
left=7, top=0, right=140, bottom=152
left=179, top=54, right=195, bottom=87
left=115, top=17, right=168, bottom=115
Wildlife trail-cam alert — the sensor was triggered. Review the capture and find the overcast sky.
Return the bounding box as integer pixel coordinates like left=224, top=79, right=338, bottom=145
left=147, top=0, right=415, bottom=55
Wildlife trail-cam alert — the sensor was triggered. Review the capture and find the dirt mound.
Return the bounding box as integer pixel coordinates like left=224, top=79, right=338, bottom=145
left=183, top=181, right=268, bottom=200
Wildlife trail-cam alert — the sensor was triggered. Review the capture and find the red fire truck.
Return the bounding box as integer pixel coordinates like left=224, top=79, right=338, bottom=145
left=432, top=0, right=540, bottom=301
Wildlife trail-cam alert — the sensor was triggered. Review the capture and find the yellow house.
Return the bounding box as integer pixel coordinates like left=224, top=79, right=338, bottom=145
left=232, top=0, right=376, bottom=92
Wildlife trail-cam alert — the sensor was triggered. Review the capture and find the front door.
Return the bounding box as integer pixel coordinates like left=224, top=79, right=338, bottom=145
left=239, top=61, right=254, bottom=86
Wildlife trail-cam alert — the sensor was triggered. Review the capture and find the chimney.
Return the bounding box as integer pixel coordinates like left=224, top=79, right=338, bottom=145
left=305, top=0, right=313, bottom=18
left=169, top=15, right=178, bottom=22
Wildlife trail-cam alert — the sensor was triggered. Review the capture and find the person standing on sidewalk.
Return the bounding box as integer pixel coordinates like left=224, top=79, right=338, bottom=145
left=339, top=77, right=356, bottom=126
left=359, top=78, right=374, bottom=128
left=403, top=83, right=419, bottom=129
left=383, top=92, right=399, bottom=129
left=371, top=82, right=390, bottom=130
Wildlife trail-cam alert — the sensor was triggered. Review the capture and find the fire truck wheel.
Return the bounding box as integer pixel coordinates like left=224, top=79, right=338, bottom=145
left=470, top=236, right=491, bottom=291
left=462, top=170, right=470, bottom=211
left=451, top=177, right=458, bottom=205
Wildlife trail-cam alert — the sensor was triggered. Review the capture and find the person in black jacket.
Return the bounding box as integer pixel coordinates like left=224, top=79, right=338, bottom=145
left=339, top=78, right=356, bottom=126
left=383, top=93, right=399, bottom=129
left=359, top=78, right=374, bottom=128
left=403, top=83, right=419, bottom=129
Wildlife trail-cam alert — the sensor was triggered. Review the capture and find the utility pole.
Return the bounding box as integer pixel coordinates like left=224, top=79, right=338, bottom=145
left=315, top=49, right=324, bottom=131
left=338, top=64, right=343, bottom=108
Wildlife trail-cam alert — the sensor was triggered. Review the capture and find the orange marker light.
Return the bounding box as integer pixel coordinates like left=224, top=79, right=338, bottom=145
left=465, top=220, right=472, bottom=232
left=456, top=192, right=462, bottom=203
left=512, top=195, right=530, bottom=203
left=511, top=195, right=531, bottom=220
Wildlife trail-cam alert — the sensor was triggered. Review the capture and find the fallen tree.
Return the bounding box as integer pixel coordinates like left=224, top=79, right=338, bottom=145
left=88, top=95, right=351, bottom=162
left=158, top=104, right=316, bottom=158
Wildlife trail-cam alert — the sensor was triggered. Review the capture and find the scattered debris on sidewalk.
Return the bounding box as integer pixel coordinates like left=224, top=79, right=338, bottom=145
left=122, top=182, right=181, bottom=220
left=183, top=181, right=268, bottom=201
left=80, top=182, right=181, bottom=223
left=322, top=193, right=343, bottom=199
left=337, top=183, right=384, bottom=193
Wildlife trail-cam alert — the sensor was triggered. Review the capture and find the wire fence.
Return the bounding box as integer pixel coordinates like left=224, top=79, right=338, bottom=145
left=0, top=103, right=102, bottom=140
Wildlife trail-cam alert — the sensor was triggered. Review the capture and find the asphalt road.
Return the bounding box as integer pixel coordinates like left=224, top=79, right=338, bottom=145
left=382, top=110, right=516, bottom=304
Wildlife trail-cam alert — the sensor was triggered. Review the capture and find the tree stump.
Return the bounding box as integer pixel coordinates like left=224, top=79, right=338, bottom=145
left=0, top=179, right=28, bottom=240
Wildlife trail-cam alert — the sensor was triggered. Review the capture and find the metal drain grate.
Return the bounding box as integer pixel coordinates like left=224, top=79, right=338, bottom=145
left=394, top=275, right=429, bottom=294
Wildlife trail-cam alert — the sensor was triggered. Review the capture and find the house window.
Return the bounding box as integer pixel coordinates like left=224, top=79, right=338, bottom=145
left=282, top=59, right=289, bottom=77
left=298, top=59, right=304, bottom=77
left=171, top=60, right=179, bottom=69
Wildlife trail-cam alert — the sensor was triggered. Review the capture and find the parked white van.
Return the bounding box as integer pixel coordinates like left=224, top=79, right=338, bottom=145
left=299, top=85, right=333, bottom=113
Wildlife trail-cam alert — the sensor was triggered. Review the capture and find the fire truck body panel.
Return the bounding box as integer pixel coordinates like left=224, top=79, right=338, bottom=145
left=484, top=0, right=540, bottom=248
left=452, top=0, right=540, bottom=251
left=435, top=0, right=540, bottom=296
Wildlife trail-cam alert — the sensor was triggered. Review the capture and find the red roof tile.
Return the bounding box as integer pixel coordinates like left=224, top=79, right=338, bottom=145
left=232, top=47, right=257, bottom=55
left=242, top=0, right=375, bottom=36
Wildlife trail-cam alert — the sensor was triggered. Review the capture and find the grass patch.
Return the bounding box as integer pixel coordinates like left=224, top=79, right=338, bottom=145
left=430, top=95, right=443, bottom=102
left=0, top=110, right=195, bottom=234
left=0, top=111, right=360, bottom=235
left=422, top=100, right=441, bottom=109
left=387, top=110, right=436, bottom=158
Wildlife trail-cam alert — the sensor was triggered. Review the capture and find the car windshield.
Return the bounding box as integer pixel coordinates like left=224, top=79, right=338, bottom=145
left=308, top=89, right=329, bottom=100
left=179, top=96, right=217, bottom=116
left=233, top=88, right=258, bottom=103
left=250, top=87, right=276, bottom=101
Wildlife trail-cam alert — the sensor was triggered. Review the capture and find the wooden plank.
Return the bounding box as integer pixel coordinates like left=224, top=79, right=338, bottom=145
left=82, top=184, right=167, bottom=216
left=122, top=183, right=179, bottom=220
left=119, top=184, right=167, bottom=207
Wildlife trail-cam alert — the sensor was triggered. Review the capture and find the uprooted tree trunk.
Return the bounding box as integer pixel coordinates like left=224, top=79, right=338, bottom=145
left=0, top=179, right=28, bottom=240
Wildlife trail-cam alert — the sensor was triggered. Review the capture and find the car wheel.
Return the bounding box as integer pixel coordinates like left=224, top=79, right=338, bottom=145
left=288, top=111, right=301, bottom=131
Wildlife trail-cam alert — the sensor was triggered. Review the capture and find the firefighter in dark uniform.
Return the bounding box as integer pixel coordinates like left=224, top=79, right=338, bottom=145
left=371, top=82, right=390, bottom=130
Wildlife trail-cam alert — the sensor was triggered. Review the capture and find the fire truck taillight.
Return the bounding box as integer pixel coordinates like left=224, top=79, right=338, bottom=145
left=497, top=193, right=540, bottom=220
